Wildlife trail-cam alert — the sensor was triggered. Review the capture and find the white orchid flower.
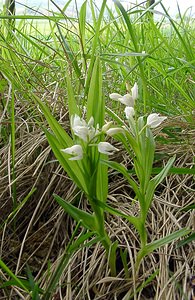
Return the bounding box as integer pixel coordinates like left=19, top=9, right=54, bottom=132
left=71, top=114, right=98, bottom=142
left=147, top=113, right=167, bottom=128
left=125, top=106, right=135, bottom=119
left=98, top=142, right=119, bottom=155
left=106, top=127, right=124, bottom=136
left=61, top=145, right=83, bottom=160
left=109, top=82, right=138, bottom=107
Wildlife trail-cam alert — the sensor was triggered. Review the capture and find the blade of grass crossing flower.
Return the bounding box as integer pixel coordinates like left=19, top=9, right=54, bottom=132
left=87, top=57, right=104, bottom=126
left=113, top=0, right=148, bottom=111
left=53, top=194, right=96, bottom=231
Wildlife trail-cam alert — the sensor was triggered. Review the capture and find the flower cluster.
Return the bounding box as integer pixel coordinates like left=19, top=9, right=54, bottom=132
left=61, top=115, right=119, bottom=160
left=110, top=82, right=167, bottom=129
left=62, top=83, right=167, bottom=161
left=109, top=82, right=138, bottom=107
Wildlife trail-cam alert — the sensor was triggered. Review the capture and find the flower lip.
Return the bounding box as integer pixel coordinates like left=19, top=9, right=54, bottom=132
left=98, top=142, right=119, bottom=155
left=147, top=113, right=167, bottom=128
left=61, top=144, right=83, bottom=160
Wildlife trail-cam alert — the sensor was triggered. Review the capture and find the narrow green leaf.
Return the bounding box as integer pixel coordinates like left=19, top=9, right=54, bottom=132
left=151, top=155, right=176, bottom=187
left=66, top=73, right=79, bottom=118
left=85, top=0, right=107, bottom=94
left=53, top=194, right=96, bottom=231
left=0, top=259, right=30, bottom=293
left=128, top=270, right=159, bottom=299
left=94, top=196, right=140, bottom=230
left=87, top=57, right=104, bottom=126
left=138, top=228, right=191, bottom=260
left=56, top=24, right=84, bottom=85
left=43, top=227, right=97, bottom=300
left=32, top=93, right=72, bottom=146
left=101, top=160, right=142, bottom=200
left=177, top=232, right=195, bottom=248
left=109, top=241, right=118, bottom=277
left=180, top=204, right=195, bottom=211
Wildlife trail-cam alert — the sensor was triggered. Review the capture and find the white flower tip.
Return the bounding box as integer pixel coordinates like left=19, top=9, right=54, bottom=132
left=61, top=145, right=83, bottom=160
left=131, top=82, right=138, bottom=100
left=109, top=93, right=122, bottom=100
left=147, top=113, right=167, bottom=128
left=106, top=127, right=124, bottom=136
left=98, top=142, right=119, bottom=155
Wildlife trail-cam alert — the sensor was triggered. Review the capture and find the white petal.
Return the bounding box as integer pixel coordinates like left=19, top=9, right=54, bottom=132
left=106, top=128, right=124, bottom=136
left=147, top=113, right=167, bottom=128
left=131, top=82, right=138, bottom=100
left=109, top=93, right=122, bottom=100
left=61, top=144, right=83, bottom=160
left=73, top=126, right=88, bottom=141
left=98, top=142, right=119, bottom=155
left=125, top=106, right=135, bottom=119
left=71, top=114, right=86, bottom=128
left=119, top=94, right=134, bottom=106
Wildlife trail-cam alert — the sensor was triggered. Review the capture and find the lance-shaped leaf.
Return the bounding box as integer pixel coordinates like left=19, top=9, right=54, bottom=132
left=101, top=160, right=144, bottom=206
left=136, top=228, right=191, bottom=267
left=145, top=155, right=176, bottom=211
left=54, top=194, right=96, bottom=231
left=87, top=57, right=104, bottom=127
left=32, top=93, right=72, bottom=147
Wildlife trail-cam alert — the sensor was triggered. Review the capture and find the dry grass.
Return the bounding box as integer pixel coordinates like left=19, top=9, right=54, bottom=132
left=0, top=99, right=194, bottom=299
